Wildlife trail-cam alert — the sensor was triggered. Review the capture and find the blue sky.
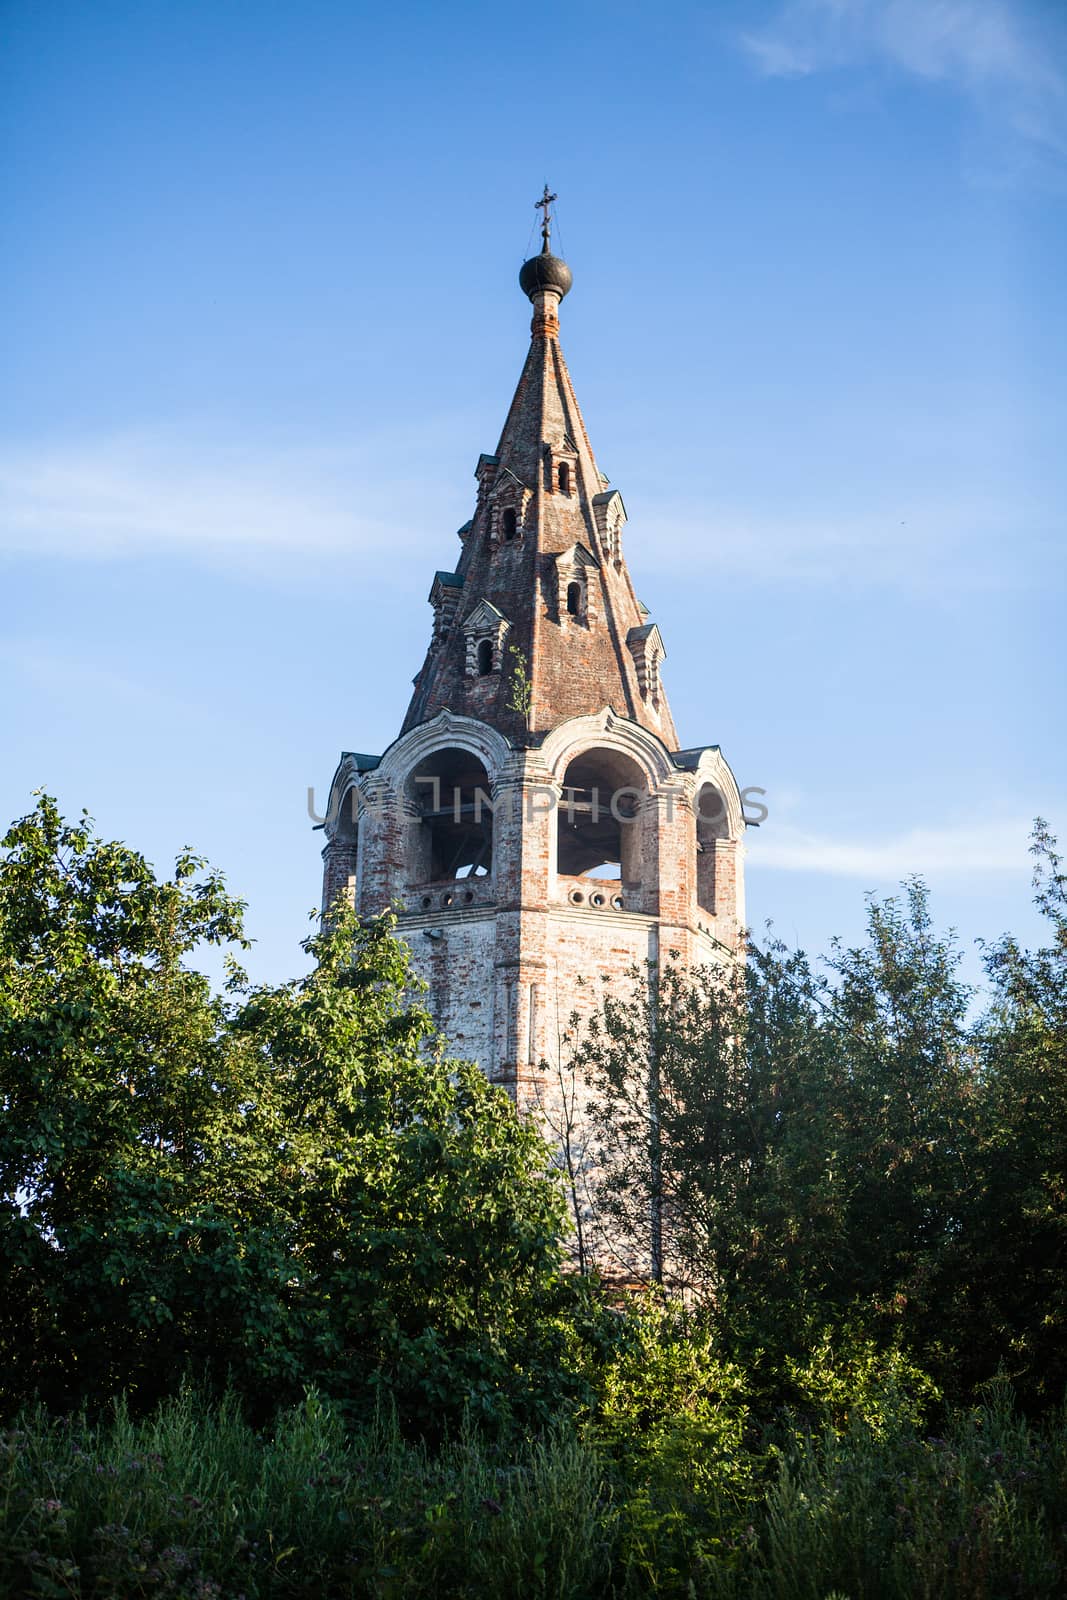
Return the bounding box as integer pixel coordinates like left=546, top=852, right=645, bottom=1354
left=3, top=0, right=1065, bottom=993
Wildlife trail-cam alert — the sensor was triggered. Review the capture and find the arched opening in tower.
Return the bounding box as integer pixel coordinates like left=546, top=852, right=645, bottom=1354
left=695, top=781, right=729, bottom=915
left=557, top=748, right=645, bottom=885
left=324, top=783, right=360, bottom=910
left=407, top=747, right=493, bottom=883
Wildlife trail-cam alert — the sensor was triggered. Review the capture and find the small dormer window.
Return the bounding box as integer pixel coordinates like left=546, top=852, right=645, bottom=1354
left=552, top=543, right=598, bottom=627
left=429, top=571, right=464, bottom=645
left=592, top=489, right=626, bottom=567
left=558, top=462, right=571, bottom=495
left=627, top=622, right=665, bottom=707
left=463, top=598, right=511, bottom=680
left=502, top=507, right=517, bottom=541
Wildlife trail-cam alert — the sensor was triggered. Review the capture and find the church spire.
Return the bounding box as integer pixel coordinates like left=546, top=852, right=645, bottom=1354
left=403, top=200, right=677, bottom=748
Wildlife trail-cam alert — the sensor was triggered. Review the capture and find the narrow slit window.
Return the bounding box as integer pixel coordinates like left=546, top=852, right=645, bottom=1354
left=566, top=580, right=582, bottom=616
left=502, top=507, right=517, bottom=541
left=476, top=639, right=494, bottom=676
left=558, top=462, right=570, bottom=495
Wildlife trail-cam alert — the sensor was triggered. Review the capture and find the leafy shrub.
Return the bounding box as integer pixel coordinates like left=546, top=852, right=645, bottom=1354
left=589, top=1298, right=758, bottom=1594
left=784, top=1322, right=941, bottom=1435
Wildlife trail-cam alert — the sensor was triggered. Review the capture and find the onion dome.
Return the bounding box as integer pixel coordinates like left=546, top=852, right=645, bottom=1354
left=519, top=245, right=573, bottom=302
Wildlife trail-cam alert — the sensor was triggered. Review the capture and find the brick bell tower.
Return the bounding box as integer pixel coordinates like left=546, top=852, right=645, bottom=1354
left=322, top=194, right=746, bottom=1104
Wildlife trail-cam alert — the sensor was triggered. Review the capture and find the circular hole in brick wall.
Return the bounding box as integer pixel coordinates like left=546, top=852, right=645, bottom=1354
left=569, top=889, right=585, bottom=906
left=611, top=894, right=623, bottom=910
left=463, top=890, right=474, bottom=904
left=421, top=896, right=432, bottom=909
left=441, top=892, right=454, bottom=908
left=590, top=892, right=605, bottom=908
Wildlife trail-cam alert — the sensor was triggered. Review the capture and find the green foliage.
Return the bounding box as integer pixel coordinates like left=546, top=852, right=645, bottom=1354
left=967, top=820, right=1067, bottom=1403
left=0, top=798, right=577, bottom=1432
left=569, top=852, right=1067, bottom=1408
left=506, top=645, right=533, bottom=728
left=783, top=1324, right=940, bottom=1436
left=3, top=794, right=1067, bottom=1594
left=757, top=1385, right=1067, bottom=1600
left=592, top=1298, right=752, bottom=1499
left=235, top=902, right=578, bottom=1434
left=0, top=1386, right=614, bottom=1599
left=2, top=1384, right=1064, bottom=1598
left=589, top=1297, right=758, bottom=1593
left=0, top=793, right=265, bottom=1411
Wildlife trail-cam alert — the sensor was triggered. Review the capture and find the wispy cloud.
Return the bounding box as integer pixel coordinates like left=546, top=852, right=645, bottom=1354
left=0, top=424, right=470, bottom=568
left=750, top=816, right=1037, bottom=878
left=638, top=495, right=1049, bottom=590
left=741, top=0, right=1066, bottom=155
left=1, top=425, right=1057, bottom=596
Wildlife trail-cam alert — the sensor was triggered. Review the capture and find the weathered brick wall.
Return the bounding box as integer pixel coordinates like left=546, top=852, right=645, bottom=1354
left=352, top=718, right=745, bottom=1102
left=396, top=904, right=499, bottom=1070
left=320, top=838, right=358, bottom=916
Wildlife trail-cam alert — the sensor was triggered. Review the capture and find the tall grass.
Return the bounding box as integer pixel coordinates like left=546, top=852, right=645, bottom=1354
left=755, top=1383, right=1067, bottom=1600
left=0, top=1388, right=612, bottom=1598
left=1, top=1384, right=1064, bottom=1598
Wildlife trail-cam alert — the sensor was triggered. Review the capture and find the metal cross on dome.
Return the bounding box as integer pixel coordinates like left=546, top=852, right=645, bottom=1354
left=535, top=184, right=557, bottom=250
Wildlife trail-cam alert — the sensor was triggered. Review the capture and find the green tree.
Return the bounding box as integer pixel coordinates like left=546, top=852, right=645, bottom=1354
left=0, top=793, right=267, bottom=1411
left=506, top=644, right=533, bottom=731
left=0, top=797, right=577, bottom=1430
left=565, top=940, right=839, bottom=1321
left=817, top=880, right=977, bottom=1340
left=963, top=821, right=1067, bottom=1402
left=567, top=881, right=1035, bottom=1401
left=234, top=904, right=577, bottom=1432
